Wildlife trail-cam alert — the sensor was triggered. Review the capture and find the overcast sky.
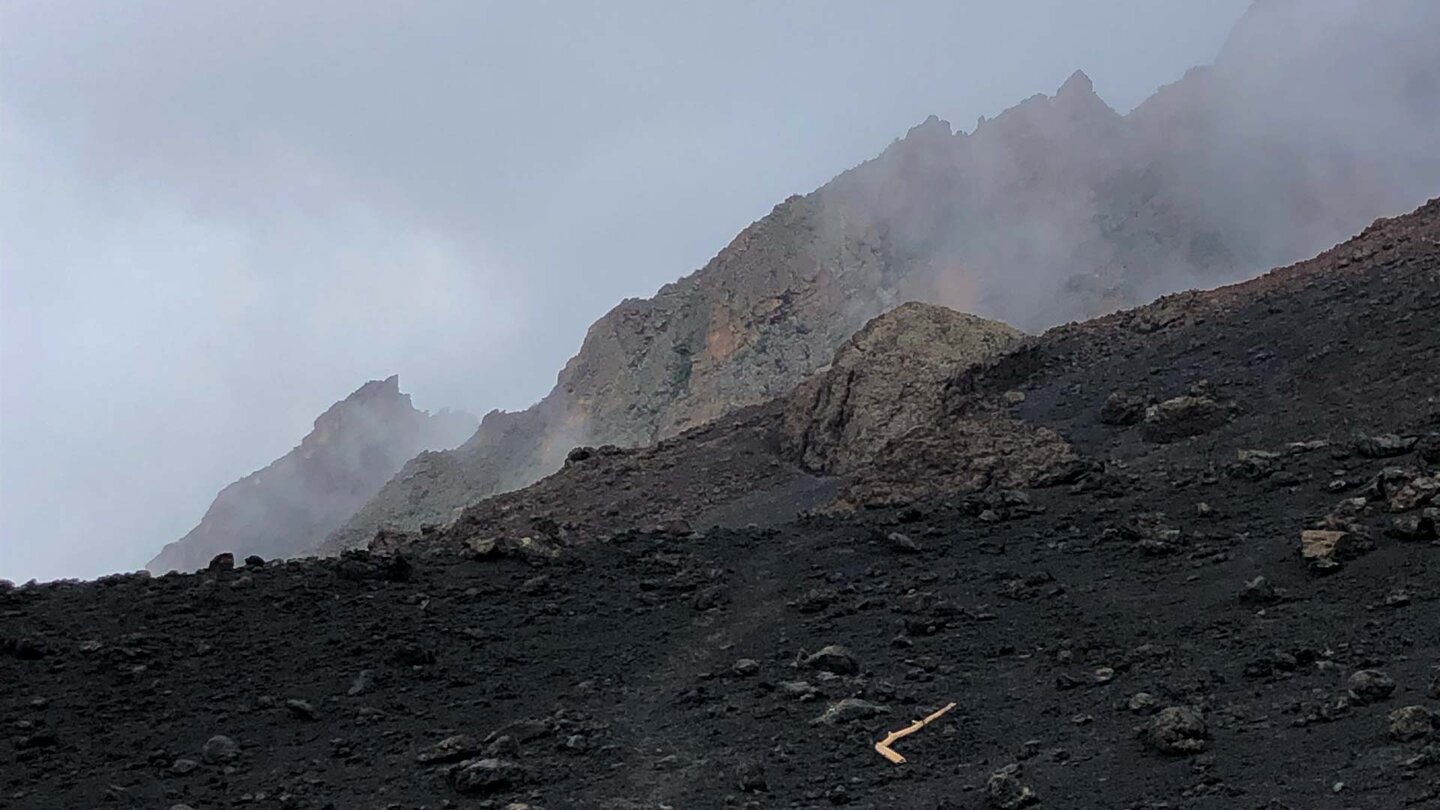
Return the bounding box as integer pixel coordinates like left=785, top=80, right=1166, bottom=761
left=0, top=1, right=1253, bottom=582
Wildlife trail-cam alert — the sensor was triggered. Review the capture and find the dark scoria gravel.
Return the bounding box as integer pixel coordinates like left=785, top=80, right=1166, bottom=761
left=4, top=434, right=1439, bottom=809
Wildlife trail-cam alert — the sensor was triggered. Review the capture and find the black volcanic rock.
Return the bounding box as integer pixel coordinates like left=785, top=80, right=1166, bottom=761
left=146, top=376, right=475, bottom=573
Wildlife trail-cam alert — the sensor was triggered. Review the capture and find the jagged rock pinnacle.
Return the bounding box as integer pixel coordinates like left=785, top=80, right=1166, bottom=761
left=1056, top=69, right=1094, bottom=98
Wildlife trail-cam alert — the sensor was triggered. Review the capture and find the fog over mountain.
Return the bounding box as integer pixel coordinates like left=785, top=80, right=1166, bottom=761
left=6, top=1, right=1436, bottom=581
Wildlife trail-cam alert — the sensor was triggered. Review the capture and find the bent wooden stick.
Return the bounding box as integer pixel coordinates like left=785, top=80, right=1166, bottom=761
left=874, top=701, right=957, bottom=764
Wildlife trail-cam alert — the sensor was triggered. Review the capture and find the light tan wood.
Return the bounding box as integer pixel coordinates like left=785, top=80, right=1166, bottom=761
left=873, top=701, right=956, bottom=764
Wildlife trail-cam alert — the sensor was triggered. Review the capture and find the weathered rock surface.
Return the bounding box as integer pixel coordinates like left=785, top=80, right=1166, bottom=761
left=1390, top=706, right=1437, bottom=742
left=780, top=302, right=1024, bottom=473
left=1300, top=529, right=1374, bottom=572
left=1148, top=707, right=1208, bottom=755
left=1141, top=396, right=1231, bottom=443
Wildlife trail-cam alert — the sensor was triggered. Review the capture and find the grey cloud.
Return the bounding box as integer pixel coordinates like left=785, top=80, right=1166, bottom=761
left=2, top=1, right=1255, bottom=581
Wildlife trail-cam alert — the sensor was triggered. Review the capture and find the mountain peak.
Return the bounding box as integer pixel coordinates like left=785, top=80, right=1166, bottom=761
left=903, top=113, right=953, bottom=143
left=147, top=376, right=477, bottom=573
left=1056, top=69, right=1094, bottom=99
left=349, top=374, right=402, bottom=400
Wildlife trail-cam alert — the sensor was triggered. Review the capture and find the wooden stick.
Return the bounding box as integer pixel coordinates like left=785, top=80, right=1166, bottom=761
left=874, top=701, right=956, bottom=764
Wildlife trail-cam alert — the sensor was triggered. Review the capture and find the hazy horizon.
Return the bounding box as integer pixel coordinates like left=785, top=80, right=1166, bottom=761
left=2, top=1, right=1284, bottom=582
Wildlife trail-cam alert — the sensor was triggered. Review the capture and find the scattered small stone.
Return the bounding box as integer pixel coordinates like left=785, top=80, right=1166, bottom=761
left=735, top=761, right=768, bottom=793
left=778, top=681, right=819, bottom=701
left=1355, top=434, right=1417, bottom=459
left=1148, top=707, right=1207, bottom=755
left=1391, top=513, right=1437, bottom=541
left=243, top=554, right=265, bottom=567
left=417, top=734, right=484, bottom=764
left=1239, top=576, right=1281, bottom=605
left=484, top=734, right=520, bottom=758
left=1004, top=390, right=1027, bottom=405
left=202, top=734, right=239, bottom=764
left=1430, top=673, right=1440, bottom=700
left=986, top=764, right=1039, bottom=809
left=393, top=644, right=437, bottom=666
left=812, top=698, right=888, bottom=725
left=1347, top=670, right=1396, bottom=705
left=170, top=758, right=199, bottom=775
left=1300, top=529, right=1372, bottom=571
left=887, top=532, right=921, bottom=553
left=1418, top=434, right=1440, bottom=464
left=691, top=586, right=723, bottom=611
left=1389, top=706, right=1437, bottom=741
left=207, top=552, right=235, bottom=572
left=1128, top=693, right=1159, bottom=714
left=1142, top=396, right=1229, bottom=443
left=804, top=645, right=859, bottom=675
left=653, top=517, right=693, bottom=536
left=731, top=658, right=760, bottom=677
left=1389, top=474, right=1440, bottom=511
left=451, top=758, right=525, bottom=794
left=14, top=732, right=58, bottom=749
left=1099, top=391, right=1146, bottom=426
left=347, top=669, right=375, bottom=696
left=337, top=550, right=415, bottom=582
left=1231, top=449, right=1283, bottom=480
left=2, top=636, right=49, bottom=660
left=1385, top=589, right=1412, bottom=608
left=285, top=698, right=319, bottom=721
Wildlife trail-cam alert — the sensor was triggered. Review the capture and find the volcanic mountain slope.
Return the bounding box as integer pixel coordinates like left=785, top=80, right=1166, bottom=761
left=319, top=0, right=1440, bottom=558
left=145, top=376, right=475, bottom=574
left=377, top=303, right=1036, bottom=556
left=385, top=200, right=1439, bottom=558
left=4, top=203, right=1439, bottom=809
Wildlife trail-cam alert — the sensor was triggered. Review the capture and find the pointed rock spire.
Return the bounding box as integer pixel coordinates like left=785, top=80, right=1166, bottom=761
left=1056, top=69, right=1094, bottom=99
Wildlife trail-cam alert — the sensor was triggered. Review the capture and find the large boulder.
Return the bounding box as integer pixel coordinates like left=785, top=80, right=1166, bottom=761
left=1389, top=706, right=1437, bottom=742
left=451, top=758, right=527, bottom=794
left=1300, top=529, right=1374, bottom=572
left=1147, top=706, right=1207, bottom=755
left=1141, top=396, right=1231, bottom=443
left=836, top=417, right=1083, bottom=508
left=781, top=302, right=1024, bottom=474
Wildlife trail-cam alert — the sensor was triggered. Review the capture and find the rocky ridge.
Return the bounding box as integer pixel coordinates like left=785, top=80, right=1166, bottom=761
left=376, top=198, right=1439, bottom=563
left=146, top=376, right=475, bottom=574
left=317, top=1, right=1439, bottom=560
